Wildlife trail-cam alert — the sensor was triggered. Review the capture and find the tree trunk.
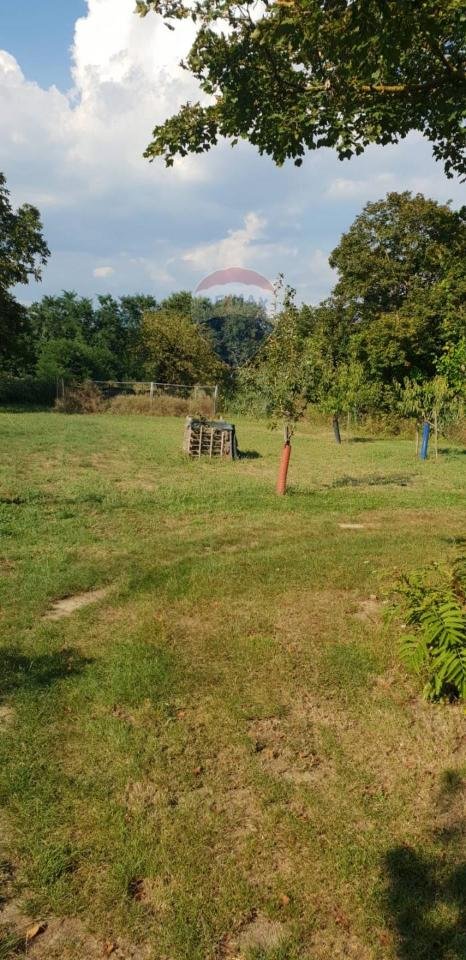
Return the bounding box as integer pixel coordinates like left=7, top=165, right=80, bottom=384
left=332, top=415, right=341, bottom=444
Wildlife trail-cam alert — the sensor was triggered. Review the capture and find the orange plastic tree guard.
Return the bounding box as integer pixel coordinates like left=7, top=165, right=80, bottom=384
left=276, top=441, right=291, bottom=495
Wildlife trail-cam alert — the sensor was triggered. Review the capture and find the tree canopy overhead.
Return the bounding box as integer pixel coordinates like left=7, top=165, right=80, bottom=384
left=137, top=0, right=466, bottom=178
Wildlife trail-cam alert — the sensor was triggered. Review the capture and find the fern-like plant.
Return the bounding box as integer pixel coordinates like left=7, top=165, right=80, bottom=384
left=398, top=558, right=466, bottom=702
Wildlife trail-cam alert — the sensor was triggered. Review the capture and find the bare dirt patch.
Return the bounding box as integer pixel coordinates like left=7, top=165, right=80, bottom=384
left=124, top=779, right=164, bottom=814
left=44, top=588, right=109, bottom=620
left=338, top=523, right=366, bottom=530
left=0, top=704, right=15, bottom=727
left=238, top=914, right=288, bottom=952
left=0, top=902, right=150, bottom=960
left=248, top=716, right=322, bottom=785
left=219, top=911, right=288, bottom=958
left=353, top=596, right=383, bottom=622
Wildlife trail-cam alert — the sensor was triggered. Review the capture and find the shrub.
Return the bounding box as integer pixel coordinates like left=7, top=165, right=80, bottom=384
left=55, top=381, right=106, bottom=414
left=398, top=558, right=466, bottom=702
left=0, top=376, right=56, bottom=406
left=107, top=393, right=214, bottom=417
left=444, top=416, right=466, bottom=445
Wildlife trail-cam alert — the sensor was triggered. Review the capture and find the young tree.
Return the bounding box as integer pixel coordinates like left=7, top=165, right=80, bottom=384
left=242, top=288, right=309, bottom=492
left=0, top=172, right=49, bottom=373
left=398, top=375, right=457, bottom=458
left=315, top=359, right=383, bottom=443
left=137, top=0, right=466, bottom=178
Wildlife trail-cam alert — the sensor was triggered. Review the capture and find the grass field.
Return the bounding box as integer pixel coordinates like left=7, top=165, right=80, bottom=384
left=0, top=411, right=465, bottom=960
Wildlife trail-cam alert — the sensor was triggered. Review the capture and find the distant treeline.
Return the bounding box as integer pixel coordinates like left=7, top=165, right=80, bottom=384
left=1, top=291, right=271, bottom=385
left=1, top=175, right=465, bottom=428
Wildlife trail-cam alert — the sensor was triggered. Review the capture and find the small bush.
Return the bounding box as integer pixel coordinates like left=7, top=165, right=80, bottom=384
left=107, top=393, right=214, bottom=417
left=55, top=381, right=105, bottom=414
left=398, top=558, right=466, bottom=702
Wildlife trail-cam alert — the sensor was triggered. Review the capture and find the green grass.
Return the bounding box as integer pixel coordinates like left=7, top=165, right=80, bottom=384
left=0, top=411, right=465, bottom=959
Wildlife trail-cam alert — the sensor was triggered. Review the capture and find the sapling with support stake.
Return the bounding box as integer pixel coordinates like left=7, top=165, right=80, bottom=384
left=239, top=278, right=306, bottom=495
left=399, top=375, right=455, bottom=461
left=314, top=360, right=377, bottom=445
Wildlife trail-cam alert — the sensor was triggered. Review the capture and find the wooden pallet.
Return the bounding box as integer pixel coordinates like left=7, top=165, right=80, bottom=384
left=183, top=418, right=237, bottom=459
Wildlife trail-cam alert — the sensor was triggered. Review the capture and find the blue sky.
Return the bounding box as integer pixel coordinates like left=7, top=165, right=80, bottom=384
left=0, top=0, right=464, bottom=306
left=0, top=1, right=86, bottom=89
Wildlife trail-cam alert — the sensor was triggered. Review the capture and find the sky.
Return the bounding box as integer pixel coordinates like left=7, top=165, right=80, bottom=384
left=0, top=0, right=464, bottom=306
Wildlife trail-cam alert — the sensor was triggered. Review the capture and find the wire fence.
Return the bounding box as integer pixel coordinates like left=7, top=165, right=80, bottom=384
left=87, top=380, right=219, bottom=417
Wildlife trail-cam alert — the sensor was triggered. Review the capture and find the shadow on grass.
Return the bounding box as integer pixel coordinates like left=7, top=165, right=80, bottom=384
left=440, top=536, right=466, bottom=546
left=384, top=770, right=466, bottom=959
left=347, top=436, right=377, bottom=443
left=331, top=473, right=411, bottom=488
left=238, top=450, right=262, bottom=460
left=0, top=647, right=93, bottom=700
left=438, top=447, right=466, bottom=457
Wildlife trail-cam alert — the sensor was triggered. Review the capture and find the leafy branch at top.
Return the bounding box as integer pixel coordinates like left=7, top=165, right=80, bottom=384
left=136, top=0, right=466, bottom=178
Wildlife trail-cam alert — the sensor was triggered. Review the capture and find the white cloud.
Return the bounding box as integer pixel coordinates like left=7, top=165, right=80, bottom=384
left=129, top=256, right=176, bottom=286
left=93, top=265, right=114, bottom=277
left=182, top=212, right=269, bottom=271
left=326, top=173, right=396, bottom=199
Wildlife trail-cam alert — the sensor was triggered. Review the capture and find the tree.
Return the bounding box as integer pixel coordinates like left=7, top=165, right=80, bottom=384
left=330, top=193, right=466, bottom=320
left=0, top=172, right=49, bottom=373
left=398, top=375, right=456, bottom=457
left=36, top=339, right=116, bottom=382
left=244, top=292, right=309, bottom=426
left=196, top=295, right=272, bottom=366
left=328, top=192, right=466, bottom=382
left=141, top=309, right=225, bottom=384
left=28, top=292, right=159, bottom=381
left=437, top=338, right=466, bottom=402
left=137, top=0, right=466, bottom=178
left=157, top=290, right=273, bottom=365
left=29, top=292, right=95, bottom=345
